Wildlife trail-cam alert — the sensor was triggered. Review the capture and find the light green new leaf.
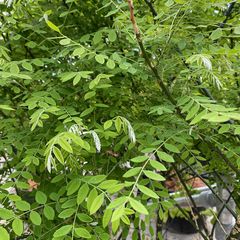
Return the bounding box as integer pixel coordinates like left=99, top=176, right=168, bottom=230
left=103, top=208, right=112, bottom=228
left=202, top=112, right=230, bottom=123
left=164, top=143, right=180, bottom=153
left=0, top=227, right=9, bottom=240
left=234, top=126, right=240, bottom=135
left=77, top=213, right=93, bottom=223
left=111, top=205, right=125, bottom=222
left=143, top=170, right=165, bottom=181
left=108, top=30, right=117, bottom=42
left=121, top=214, right=131, bottom=225
left=234, top=26, right=240, bottom=34
left=72, top=47, right=85, bottom=57
left=30, top=211, right=42, bottom=225
left=59, top=38, right=71, bottom=45
left=12, top=218, right=23, bottom=236
left=107, top=184, right=124, bottom=194
left=35, top=191, right=47, bottom=204
left=75, top=227, right=91, bottom=239
left=0, top=209, right=15, bottom=220
left=87, top=188, right=98, bottom=211
left=98, top=180, right=118, bottom=189
left=80, top=107, right=94, bottom=117
left=93, top=31, right=102, bottom=44
left=58, top=208, right=75, bottom=219
left=149, top=160, right=167, bottom=171
left=53, top=146, right=64, bottom=164
left=181, top=99, right=194, bottom=113
left=123, top=167, right=141, bottom=178
left=95, top=54, right=105, bottom=64
left=53, top=225, right=72, bottom=238
left=130, top=156, right=148, bottom=163
left=107, top=197, right=127, bottom=209
left=115, top=117, right=122, bottom=132
left=157, top=151, right=174, bottom=163
left=177, top=96, right=190, bottom=106
left=223, top=113, right=240, bottom=121
left=104, top=120, right=113, bottom=130
left=186, top=103, right=200, bottom=120
left=73, top=74, right=82, bottom=84
left=112, top=219, right=120, bottom=233
left=84, top=91, right=96, bottom=100
left=190, top=109, right=207, bottom=125
left=218, top=124, right=230, bottom=134
left=88, top=175, right=106, bottom=184
left=138, top=184, right=159, bottom=199
left=58, top=138, right=73, bottom=153
left=0, top=105, right=14, bottom=111
left=90, top=193, right=104, bottom=215
left=77, top=183, right=89, bottom=205
left=22, top=62, right=33, bottom=71
left=61, top=72, right=77, bottom=82
left=210, top=28, right=222, bottom=40
left=46, top=20, right=61, bottom=33
left=106, top=59, right=115, bottom=69
left=129, top=198, right=148, bottom=215
left=67, top=178, right=81, bottom=196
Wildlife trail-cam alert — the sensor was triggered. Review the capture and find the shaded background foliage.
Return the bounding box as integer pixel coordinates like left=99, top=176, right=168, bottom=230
left=0, top=0, right=240, bottom=239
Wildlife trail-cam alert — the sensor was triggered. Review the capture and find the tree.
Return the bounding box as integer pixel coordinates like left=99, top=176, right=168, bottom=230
left=0, top=0, right=239, bottom=239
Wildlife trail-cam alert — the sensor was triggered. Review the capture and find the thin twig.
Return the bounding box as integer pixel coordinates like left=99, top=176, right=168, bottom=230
left=180, top=157, right=237, bottom=219
left=210, top=192, right=233, bottom=238
left=172, top=163, right=209, bottom=239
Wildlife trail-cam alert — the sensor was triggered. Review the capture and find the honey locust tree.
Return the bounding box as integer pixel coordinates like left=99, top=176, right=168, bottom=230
left=0, top=0, right=240, bottom=239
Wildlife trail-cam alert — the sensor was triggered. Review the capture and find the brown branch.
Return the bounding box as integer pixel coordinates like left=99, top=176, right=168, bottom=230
left=127, top=0, right=177, bottom=106
left=127, top=0, right=140, bottom=37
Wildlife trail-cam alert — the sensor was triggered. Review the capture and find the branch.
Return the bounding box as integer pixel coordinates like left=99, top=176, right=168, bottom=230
left=127, top=0, right=177, bottom=106
left=144, top=0, right=158, bottom=17
left=128, top=0, right=140, bottom=37
left=210, top=191, right=234, bottom=238
left=128, top=0, right=240, bottom=181
left=180, top=157, right=237, bottom=219
left=219, top=1, right=236, bottom=27
left=172, top=163, right=210, bottom=239
left=168, top=196, right=210, bottom=239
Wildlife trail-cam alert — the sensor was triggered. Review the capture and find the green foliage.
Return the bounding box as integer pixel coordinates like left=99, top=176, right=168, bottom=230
left=0, top=0, right=240, bottom=239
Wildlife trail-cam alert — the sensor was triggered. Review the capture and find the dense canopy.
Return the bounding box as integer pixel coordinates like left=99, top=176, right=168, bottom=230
left=0, top=0, right=240, bottom=239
